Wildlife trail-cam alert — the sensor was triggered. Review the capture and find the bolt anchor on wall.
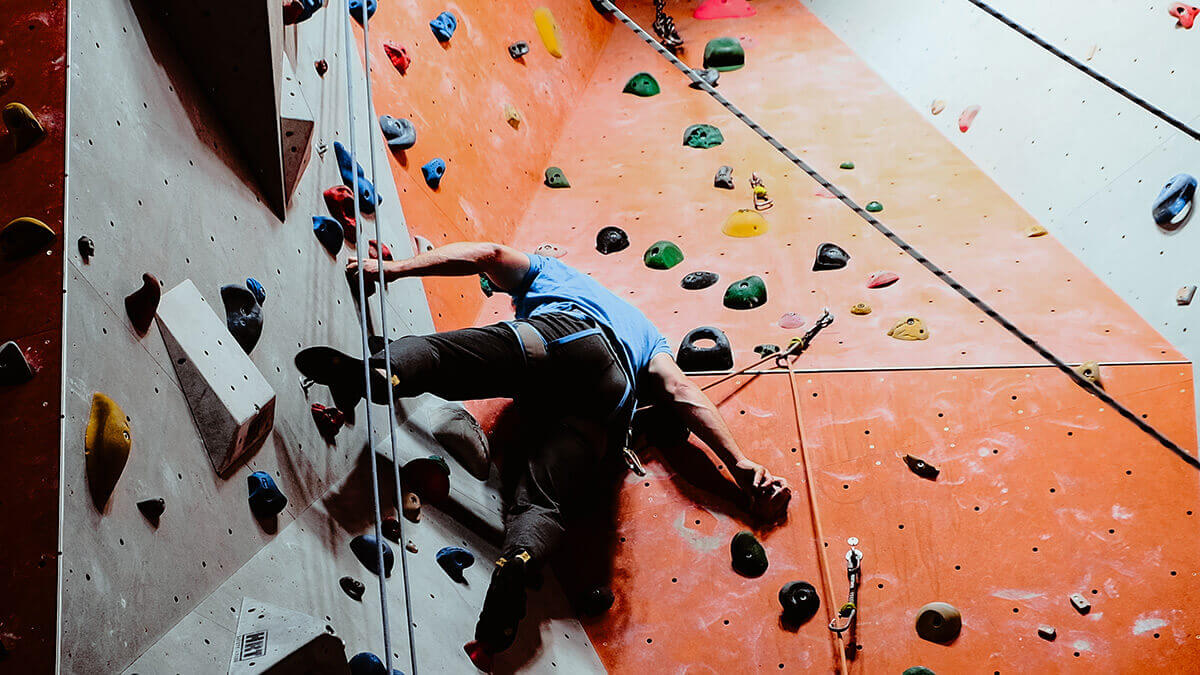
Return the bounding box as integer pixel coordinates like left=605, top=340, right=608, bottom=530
left=829, top=537, right=863, bottom=635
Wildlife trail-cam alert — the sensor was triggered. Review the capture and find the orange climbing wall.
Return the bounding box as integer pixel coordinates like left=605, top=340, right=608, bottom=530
left=358, top=1, right=615, bottom=330
left=471, top=0, right=1200, bottom=671
left=0, top=0, right=67, bottom=671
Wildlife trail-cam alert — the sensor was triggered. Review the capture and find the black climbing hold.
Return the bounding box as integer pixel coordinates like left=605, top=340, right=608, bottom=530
left=580, top=586, right=615, bottom=616
left=1069, top=593, right=1091, bottom=614
left=723, top=275, right=767, bottom=310
left=313, top=216, right=343, bottom=256
left=623, top=72, right=660, bottom=97
left=544, top=166, right=570, bottom=188
left=689, top=68, right=720, bottom=89
left=644, top=240, right=684, bottom=270
left=902, top=669, right=936, bottom=675
left=677, top=326, right=733, bottom=373
left=915, top=602, right=961, bottom=643
left=381, top=516, right=402, bottom=542
left=77, top=236, right=94, bottom=261
left=436, top=546, right=475, bottom=582
left=595, top=226, right=629, bottom=255
left=422, top=158, right=446, bottom=189
left=778, top=580, right=820, bottom=624
left=730, top=530, right=767, bottom=577
left=1153, top=172, right=1196, bottom=230
left=508, top=41, right=530, bottom=59
left=683, top=124, right=724, bottom=149
left=0, top=341, right=33, bottom=385
left=703, top=37, right=745, bottom=71
left=137, top=497, right=165, bottom=523
left=429, top=11, right=458, bottom=42
left=340, top=575, right=365, bottom=601
left=350, top=534, right=395, bottom=577
left=903, top=454, right=939, bottom=480
left=247, top=471, right=287, bottom=519
left=348, top=0, right=375, bottom=23
left=220, top=284, right=264, bottom=354
left=124, top=273, right=160, bottom=336
left=812, top=242, right=850, bottom=271
left=246, top=277, right=266, bottom=306
left=681, top=270, right=719, bottom=290
left=0, top=217, right=55, bottom=259
left=713, top=165, right=734, bottom=189
left=754, top=343, right=780, bottom=357
left=379, top=115, right=416, bottom=150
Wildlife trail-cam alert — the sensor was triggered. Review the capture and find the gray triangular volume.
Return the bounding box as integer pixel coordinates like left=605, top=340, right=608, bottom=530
left=230, top=597, right=350, bottom=674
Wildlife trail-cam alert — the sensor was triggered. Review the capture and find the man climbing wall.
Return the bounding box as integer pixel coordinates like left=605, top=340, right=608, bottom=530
left=296, top=241, right=791, bottom=665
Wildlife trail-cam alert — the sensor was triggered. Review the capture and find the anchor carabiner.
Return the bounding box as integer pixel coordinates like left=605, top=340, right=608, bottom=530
left=829, top=537, right=863, bottom=635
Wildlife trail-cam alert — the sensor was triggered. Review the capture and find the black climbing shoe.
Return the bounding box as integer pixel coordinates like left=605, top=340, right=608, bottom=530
left=474, top=549, right=531, bottom=654
left=294, top=346, right=393, bottom=406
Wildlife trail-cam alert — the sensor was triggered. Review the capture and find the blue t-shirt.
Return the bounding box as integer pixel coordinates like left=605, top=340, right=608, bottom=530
left=508, top=255, right=672, bottom=380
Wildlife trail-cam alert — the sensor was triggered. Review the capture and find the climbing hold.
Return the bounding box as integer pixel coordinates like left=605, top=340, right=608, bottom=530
left=315, top=59, right=328, bottom=76
left=580, top=586, right=615, bottom=616
left=312, top=216, right=344, bottom=256
left=383, top=42, right=411, bottom=74
left=677, top=326, right=734, bottom=372
left=534, top=242, right=566, bottom=258
left=0, top=217, right=55, bottom=259
left=0, top=72, right=12, bottom=96
left=403, top=455, right=452, bottom=505
left=334, top=142, right=379, bottom=214
left=867, top=271, right=899, bottom=289
left=814, top=186, right=836, bottom=199
left=422, top=158, right=446, bottom=189
left=78, top=236, right=95, bottom=262
left=750, top=172, right=773, bottom=211
left=778, top=580, right=820, bottom=624
left=1169, top=2, right=1199, bottom=28
left=310, top=403, right=345, bottom=441
left=778, top=312, right=803, bottom=329
left=479, top=275, right=496, bottom=297
left=247, top=471, right=287, bottom=518
left=680, top=270, right=719, bottom=290
left=504, top=104, right=522, bottom=129
left=463, top=641, right=493, bottom=673
left=379, top=115, right=416, bottom=150
left=689, top=68, right=720, bottom=89
left=722, top=209, right=767, bottom=237
left=349, top=652, right=401, bottom=675
left=221, top=284, right=263, bottom=354
left=930, top=99, right=946, bottom=115
left=903, top=668, right=936, bottom=675
left=813, top=242, right=850, bottom=271
left=1072, top=360, right=1102, bottom=388
left=368, top=239, right=392, bottom=261
left=1025, top=224, right=1048, bottom=237
left=381, top=516, right=402, bottom=541
left=406, top=541, right=419, bottom=553
left=402, top=491, right=422, bottom=521
left=246, top=278, right=266, bottom=306
left=137, top=497, right=165, bottom=523
left=429, top=11, right=458, bottom=41
left=3, top=102, right=46, bottom=152
left=903, top=454, right=939, bottom=480
left=534, top=7, right=563, bottom=57
left=85, top=393, right=131, bottom=510
left=340, top=576, right=365, bottom=601
left=323, top=186, right=356, bottom=240
left=350, top=534, right=394, bottom=577
left=714, top=165, right=734, bottom=189
left=0, top=341, right=33, bottom=385
left=864, top=201, right=883, bottom=213
left=595, top=226, right=630, bottom=255
left=958, top=105, right=981, bottom=132
left=623, top=72, right=660, bottom=97
left=1069, top=593, right=1091, bottom=614
left=124, top=273, right=160, bottom=336
left=915, top=602, right=961, bottom=643
left=508, top=41, right=530, bottom=59
left=414, top=235, right=434, bottom=253
left=754, top=344, right=780, bottom=357
left=1177, top=285, right=1196, bottom=306
left=694, top=0, right=756, bottom=20
left=683, top=123, right=724, bottom=149
left=544, top=166, right=570, bottom=188
left=723, top=275, right=767, bottom=310
left=643, top=240, right=684, bottom=270
left=730, top=531, right=768, bottom=577
left=850, top=302, right=872, bottom=316
left=436, top=546, right=475, bottom=582
left=703, top=37, right=745, bottom=71
left=1038, top=625, right=1057, bottom=641
left=839, top=161, right=855, bottom=170
left=348, top=0, right=375, bottom=23
left=887, top=316, right=930, bottom=341
left=1152, top=173, right=1195, bottom=229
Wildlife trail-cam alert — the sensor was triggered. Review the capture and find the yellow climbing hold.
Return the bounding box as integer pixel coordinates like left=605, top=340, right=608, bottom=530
left=0, top=216, right=55, bottom=259
left=504, top=104, right=522, bottom=129
left=533, top=7, right=563, bottom=58
left=1073, top=360, right=1102, bottom=387
left=1024, top=224, right=1048, bottom=237
left=722, top=209, right=768, bottom=238
left=850, top=302, right=872, bottom=316
left=85, top=393, right=131, bottom=510
left=887, top=316, right=929, bottom=341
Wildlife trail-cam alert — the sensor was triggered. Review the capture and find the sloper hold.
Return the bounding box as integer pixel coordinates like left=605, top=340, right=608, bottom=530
left=323, top=186, right=356, bottom=241
left=868, top=271, right=899, bottom=288
left=681, top=270, right=719, bottom=290
left=508, top=41, right=530, bottom=59
left=915, top=602, right=961, bottom=643
left=349, top=0, right=376, bottom=23
left=351, top=534, right=394, bottom=577
left=544, top=166, right=570, bottom=188
left=904, top=668, right=936, bottom=675
left=714, top=165, right=734, bottom=189
left=724, top=275, right=767, bottom=309
left=137, top=497, right=165, bottom=523
left=1152, top=173, right=1195, bottom=229
left=436, top=546, right=475, bottom=582
left=3, top=102, right=46, bottom=152
left=888, top=316, right=930, bottom=341
left=247, top=470, right=287, bottom=518
left=694, top=0, right=756, bottom=20
left=722, top=209, right=767, bottom=237
left=429, top=11, right=458, bottom=41
left=813, top=243, right=850, bottom=270
left=85, top=393, right=131, bottom=510
left=596, top=226, right=629, bottom=254
left=865, top=200, right=883, bottom=212
left=683, top=123, right=724, bottom=149
left=334, top=141, right=380, bottom=214
left=903, top=454, right=939, bottom=479
left=422, top=158, right=446, bottom=189
left=677, top=326, right=733, bottom=372
left=312, top=216, right=343, bottom=256
left=221, top=284, right=264, bottom=354
left=0, top=341, right=34, bottom=385
left=840, top=161, right=855, bottom=170
left=623, top=72, right=660, bottom=97
left=644, top=240, right=684, bottom=269
left=779, top=580, right=819, bottom=623
left=384, top=42, right=411, bottom=74
left=340, top=576, right=365, bottom=601
left=689, top=67, right=720, bottom=89
left=703, top=37, right=745, bottom=71
left=533, top=7, right=563, bottom=57
left=0, top=217, right=55, bottom=259
left=379, top=115, right=416, bottom=150
left=124, top=273, right=161, bottom=336
left=1170, top=2, right=1199, bottom=28
left=730, top=531, right=767, bottom=577
left=1073, top=360, right=1102, bottom=387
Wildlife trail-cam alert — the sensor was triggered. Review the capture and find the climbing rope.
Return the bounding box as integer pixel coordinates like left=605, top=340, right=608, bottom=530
left=596, top=0, right=1200, bottom=471
left=340, top=3, right=419, bottom=674
left=961, top=0, right=1200, bottom=142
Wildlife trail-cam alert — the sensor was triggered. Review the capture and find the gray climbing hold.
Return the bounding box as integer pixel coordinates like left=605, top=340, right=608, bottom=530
left=340, top=575, right=365, bottom=601
left=754, top=344, right=780, bottom=357
left=78, top=236, right=95, bottom=261
left=379, top=115, right=416, bottom=150
left=813, top=242, right=850, bottom=271
left=689, top=68, right=720, bottom=89
left=1069, top=593, right=1091, bottom=614
left=1178, top=285, right=1197, bottom=306
left=221, top=284, right=264, bottom=354
left=714, top=165, right=734, bottom=189
left=509, top=41, right=530, bottom=59
left=545, top=166, right=570, bottom=188
left=681, top=270, right=719, bottom=290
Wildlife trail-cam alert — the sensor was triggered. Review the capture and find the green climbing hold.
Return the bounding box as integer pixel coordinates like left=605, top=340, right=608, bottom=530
left=623, top=72, right=660, bottom=97
left=840, top=161, right=855, bottom=170
left=703, top=37, right=745, bottom=71
left=723, top=275, right=767, bottom=310
left=730, top=531, right=767, bottom=577
left=865, top=201, right=883, bottom=213
left=480, top=275, right=496, bottom=297
left=643, top=240, right=684, bottom=270
left=683, top=124, right=724, bottom=149
left=902, top=669, right=936, bottom=675
left=544, top=167, right=570, bottom=188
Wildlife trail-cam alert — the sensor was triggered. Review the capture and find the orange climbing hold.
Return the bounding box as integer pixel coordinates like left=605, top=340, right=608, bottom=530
left=85, top=393, right=131, bottom=510
left=693, top=0, right=756, bottom=20
left=722, top=209, right=768, bottom=238
left=958, top=105, right=981, bottom=132
left=887, top=316, right=930, bottom=341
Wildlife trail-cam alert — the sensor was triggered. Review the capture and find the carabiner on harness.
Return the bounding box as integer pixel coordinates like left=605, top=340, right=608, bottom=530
left=829, top=537, right=862, bottom=635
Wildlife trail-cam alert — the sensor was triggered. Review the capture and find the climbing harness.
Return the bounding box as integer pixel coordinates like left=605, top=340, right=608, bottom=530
left=829, top=537, right=862, bottom=636
left=597, top=0, right=1200, bottom=471
left=652, top=0, right=683, bottom=52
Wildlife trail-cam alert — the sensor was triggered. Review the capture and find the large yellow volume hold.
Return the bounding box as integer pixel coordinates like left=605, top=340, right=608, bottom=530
left=534, top=7, right=563, bottom=58
left=722, top=209, right=768, bottom=238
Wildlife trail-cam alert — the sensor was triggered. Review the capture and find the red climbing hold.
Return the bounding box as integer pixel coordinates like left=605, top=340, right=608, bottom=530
left=693, top=0, right=756, bottom=20
left=315, top=59, right=328, bottom=76
left=464, top=641, right=494, bottom=673
left=368, top=239, right=392, bottom=261
left=384, top=42, right=411, bottom=74
left=283, top=0, right=305, bottom=24
left=124, top=273, right=160, bottom=336
left=311, top=403, right=345, bottom=441
left=867, top=271, right=899, bottom=288
left=1170, top=2, right=1199, bottom=28
left=959, top=105, right=981, bottom=133
left=323, top=186, right=356, bottom=241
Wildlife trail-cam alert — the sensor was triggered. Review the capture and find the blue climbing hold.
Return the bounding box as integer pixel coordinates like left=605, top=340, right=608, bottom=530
left=348, top=652, right=404, bottom=675
left=379, top=115, right=416, bottom=150
left=1153, top=173, right=1196, bottom=230
left=312, top=216, right=343, bottom=256
left=348, top=0, right=375, bottom=23
left=245, top=277, right=266, bottom=306
left=436, top=546, right=475, bottom=582
left=247, top=471, right=287, bottom=518
left=334, top=141, right=380, bottom=214
left=297, top=0, right=323, bottom=22
left=422, top=158, right=446, bottom=189
left=429, top=11, right=458, bottom=42
left=350, top=534, right=395, bottom=577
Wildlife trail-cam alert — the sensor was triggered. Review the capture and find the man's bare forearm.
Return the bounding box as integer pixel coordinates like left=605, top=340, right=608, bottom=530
left=382, top=242, right=499, bottom=281
left=667, top=379, right=749, bottom=471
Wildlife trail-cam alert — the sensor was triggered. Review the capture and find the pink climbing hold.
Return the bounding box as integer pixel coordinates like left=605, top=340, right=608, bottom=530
left=1169, top=2, right=1199, bottom=28
left=384, top=42, right=411, bottom=74
left=323, top=186, right=356, bottom=241
left=814, top=186, right=836, bottom=199
left=958, top=105, right=981, bottom=133
left=867, top=271, right=899, bottom=289
left=693, top=0, right=756, bottom=20
left=534, top=242, right=566, bottom=258
left=464, top=641, right=494, bottom=673
left=778, top=312, right=804, bottom=329
left=368, top=239, right=392, bottom=261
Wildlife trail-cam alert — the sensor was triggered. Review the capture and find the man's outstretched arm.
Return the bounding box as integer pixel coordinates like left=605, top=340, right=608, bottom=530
left=645, top=353, right=791, bottom=520
left=347, top=241, right=531, bottom=291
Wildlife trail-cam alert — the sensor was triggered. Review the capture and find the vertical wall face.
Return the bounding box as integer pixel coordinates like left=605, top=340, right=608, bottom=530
left=0, top=1, right=66, bottom=671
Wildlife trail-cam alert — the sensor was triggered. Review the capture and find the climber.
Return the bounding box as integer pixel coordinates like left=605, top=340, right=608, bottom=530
left=304, top=241, right=791, bottom=659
